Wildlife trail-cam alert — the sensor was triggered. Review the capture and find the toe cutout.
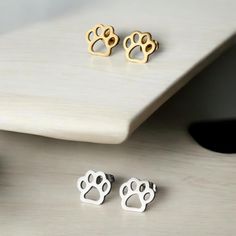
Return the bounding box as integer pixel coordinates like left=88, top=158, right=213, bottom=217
left=96, top=27, right=102, bottom=36
left=88, top=174, right=93, bottom=183
left=141, top=35, right=148, bottom=44
left=122, top=186, right=128, bottom=195
left=102, top=183, right=108, bottom=192
left=125, top=38, right=131, bottom=48
left=87, top=31, right=94, bottom=42
left=96, top=175, right=103, bottom=184
left=130, top=181, right=137, bottom=191
left=104, top=28, right=110, bottom=37
left=108, top=37, right=116, bottom=46
left=144, top=192, right=151, bottom=201
left=139, top=183, right=146, bottom=192
left=145, top=44, right=153, bottom=53
left=133, top=33, right=139, bottom=43
left=80, top=180, right=86, bottom=189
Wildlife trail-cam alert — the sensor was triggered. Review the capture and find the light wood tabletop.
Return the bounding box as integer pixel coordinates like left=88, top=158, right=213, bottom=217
left=1, top=45, right=236, bottom=235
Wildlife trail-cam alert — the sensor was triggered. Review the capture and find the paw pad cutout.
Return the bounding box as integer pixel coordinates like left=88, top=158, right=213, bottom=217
left=86, top=24, right=120, bottom=57
left=77, top=170, right=114, bottom=205
left=119, top=177, right=157, bottom=212
left=123, top=31, right=159, bottom=63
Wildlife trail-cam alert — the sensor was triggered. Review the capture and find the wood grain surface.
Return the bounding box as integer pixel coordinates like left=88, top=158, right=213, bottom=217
left=0, top=0, right=235, bottom=144
left=1, top=51, right=236, bottom=235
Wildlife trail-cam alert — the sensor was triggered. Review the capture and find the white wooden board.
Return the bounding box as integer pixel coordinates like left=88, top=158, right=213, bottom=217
left=0, top=0, right=235, bottom=144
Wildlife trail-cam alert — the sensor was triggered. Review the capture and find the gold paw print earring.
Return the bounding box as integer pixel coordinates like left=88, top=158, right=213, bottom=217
left=86, top=24, right=120, bottom=57
left=123, top=31, right=159, bottom=63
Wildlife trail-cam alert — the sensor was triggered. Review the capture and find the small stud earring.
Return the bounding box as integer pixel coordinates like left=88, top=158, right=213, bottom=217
left=119, top=177, right=157, bottom=212
left=123, top=31, right=159, bottom=63
left=86, top=24, right=120, bottom=57
left=77, top=170, right=115, bottom=205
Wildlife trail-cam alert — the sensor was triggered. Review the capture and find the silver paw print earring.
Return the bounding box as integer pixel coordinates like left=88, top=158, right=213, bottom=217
left=119, top=177, right=157, bottom=212
left=77, top=170, right=115, bottom=205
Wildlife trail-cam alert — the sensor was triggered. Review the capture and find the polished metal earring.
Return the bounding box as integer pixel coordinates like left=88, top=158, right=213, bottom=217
left=119, top=177, right=157, bottom=212
left=77, top=170, right=115, bottom=205
left=123, top=31, right=159, bottom=63
left=86, top=24, right=120, bottom=57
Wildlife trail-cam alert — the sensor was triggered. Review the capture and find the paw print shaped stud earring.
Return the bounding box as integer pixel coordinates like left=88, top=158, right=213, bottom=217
left=119, top=177, right=157, bottom=212
left=77, top=170, right=115, bottom=205
left=123, top=31, right=159, bottom=63
left=86, top=24, right=120, bottom=57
